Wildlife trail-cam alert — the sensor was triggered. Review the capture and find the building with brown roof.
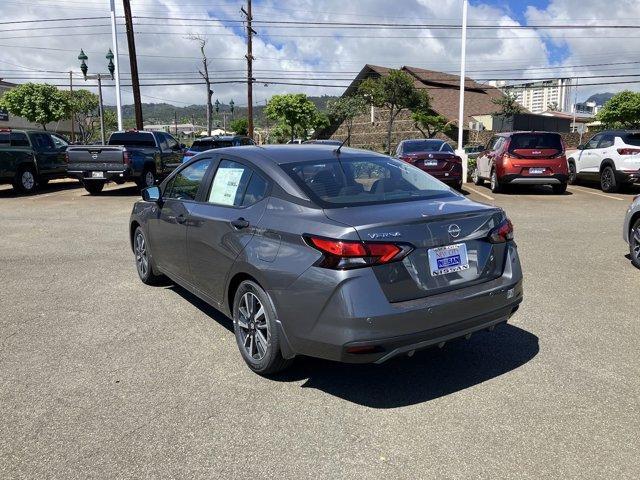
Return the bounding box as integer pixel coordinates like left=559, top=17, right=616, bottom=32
left=324, top=64, right=507, bottom=151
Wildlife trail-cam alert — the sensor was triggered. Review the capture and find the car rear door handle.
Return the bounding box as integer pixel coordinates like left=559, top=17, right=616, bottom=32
left=231, top=217, right=250, bottom=229
left=168, top=214, right=187, bottom=224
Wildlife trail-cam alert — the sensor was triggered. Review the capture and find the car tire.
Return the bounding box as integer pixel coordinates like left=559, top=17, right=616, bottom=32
left=567, top=161, right=578, bottom=185
left=133, top=227, right=168, bottom=285
left=113, top=178, right=126, bottom=185
left=600, top=166, right=619, bottom=193
left=490, top=169, right=501, bottom=193
left=137, top=167, right=156, bottom=190
left=233, top=280, right=292, bottom=375
left=472, top=168, right=484, bottom=186
left=83, top=180, right=105, bottom=195
left=552, top=182, right=567, bottom=195
left=630, top=218, right=640, bottom=269
left=13, top=166, right=38, bottom=194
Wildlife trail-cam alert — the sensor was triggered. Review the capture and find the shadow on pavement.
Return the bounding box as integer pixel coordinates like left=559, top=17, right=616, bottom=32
left=272, top=323, right=539, bottom=408
left=0, top=179, right=82, bottom=198
left=169, top=284, right=234, bottom=332
left=82, top=184, right=141, bottom=197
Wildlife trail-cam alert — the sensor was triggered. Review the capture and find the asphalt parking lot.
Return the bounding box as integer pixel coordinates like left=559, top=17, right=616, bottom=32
left=1, top=179, right=638, bottom=479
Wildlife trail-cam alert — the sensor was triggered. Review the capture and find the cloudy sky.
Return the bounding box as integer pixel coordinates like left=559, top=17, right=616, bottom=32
left=1, top=0, right=638, bottom=108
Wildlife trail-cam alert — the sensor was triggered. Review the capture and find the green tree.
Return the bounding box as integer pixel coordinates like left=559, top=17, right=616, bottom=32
left=265, top=94, right=319, bottom=142
left=596, top=90, right=640, bottom=128
left=64, top=89, right=99, bottom=142
left=327, top=96, right=366, bottom=145
left=0, top=83, right=69, bottom=130
left=492, top=92, right=523, bottom=116
left=412, top=111, right=454, bottom=139
left=358, top=70, right=424, bottom=154
left=230, top=118, right=249, bottom=135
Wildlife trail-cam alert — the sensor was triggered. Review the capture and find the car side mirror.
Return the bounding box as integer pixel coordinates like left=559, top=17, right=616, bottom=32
left=141, top=186, right=161, bottom=203
left=577, top=144, right=585, bottom=150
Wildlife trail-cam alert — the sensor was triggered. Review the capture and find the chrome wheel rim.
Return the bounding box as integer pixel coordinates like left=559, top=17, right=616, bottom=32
left=135, top=232, right=149, bottom=278
left=145, top=171, right=155, bottom=187
left=569, top=164, right=576, bottom=183
left=471, top=168, right=478, bottom=183
left=236, top=291, right=269, bottom=361
left=632, top=227, right=640, bottom=259
left=601, top=169, right=613, bottom=190
left=22, top=171, right=35, bottom=190
left=490, top=172, right=496, bottom=190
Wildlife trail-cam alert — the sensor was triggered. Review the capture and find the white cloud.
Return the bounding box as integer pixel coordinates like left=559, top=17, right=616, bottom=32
left=0, top=0, right=634, bottom=108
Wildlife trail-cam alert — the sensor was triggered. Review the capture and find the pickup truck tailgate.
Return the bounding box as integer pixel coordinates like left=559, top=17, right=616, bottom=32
left=67, top=146, right=126, bottom=171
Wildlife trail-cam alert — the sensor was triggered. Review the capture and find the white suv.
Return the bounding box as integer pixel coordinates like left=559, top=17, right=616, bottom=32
left=567, top=130, right=640, bottom=192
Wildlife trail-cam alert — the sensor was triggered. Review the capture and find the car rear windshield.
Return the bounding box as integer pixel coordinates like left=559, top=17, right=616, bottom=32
left=190, top=140, right=233, bottom=152
left=623, top=133, right=640, bottom=146
left=508, top=133, right=563, bottom=152
left=281, top=156, right=453, bottom=208
left=403, top=140, right=445, bottom=153
left=108, top=132, right=156, bottom=147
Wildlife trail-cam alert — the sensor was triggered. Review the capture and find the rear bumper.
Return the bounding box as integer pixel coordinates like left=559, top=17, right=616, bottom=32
left=618, top=170, right=640, bottom=184
left=67, top=167, right=133, bottom=182
left=501, top=173, right=568, bottom=185
left=270, top=242, right=523, bottom=363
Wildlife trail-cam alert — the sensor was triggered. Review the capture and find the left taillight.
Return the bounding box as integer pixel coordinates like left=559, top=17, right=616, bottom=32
left=488, top=218, right=514, bottom=243
left=305, top=235, right=413, bottom=270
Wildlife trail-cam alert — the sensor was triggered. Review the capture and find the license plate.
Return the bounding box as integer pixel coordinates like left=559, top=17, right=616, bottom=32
left=428, top=243, right=469, bottom=276
left=91, top=171, right=104, bottom=178
left=424, top=160, right=438, bottom=167
left=529, top=168, right=545, bottom=175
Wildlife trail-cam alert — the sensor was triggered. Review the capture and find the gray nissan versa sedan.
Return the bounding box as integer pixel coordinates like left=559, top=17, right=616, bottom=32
left=129, top=145, right=523, bottom=374
left=623, top=194, right=640, bottom=268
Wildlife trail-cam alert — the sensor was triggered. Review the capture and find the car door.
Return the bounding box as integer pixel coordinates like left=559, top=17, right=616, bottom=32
left=29, top=132, right=59, bottom=175
left=163, top=133, right=183, bottom=171
left=187, top=157, right=270, bottom=304
left=49, top=133, right=69, bottom=174
left=578, top=133, right=603, bottom=175
left=595, top=133, right=615, bottom=169
left=148, top=158, right=214, bottom=283
left=478, top=137, right=497, bottom=178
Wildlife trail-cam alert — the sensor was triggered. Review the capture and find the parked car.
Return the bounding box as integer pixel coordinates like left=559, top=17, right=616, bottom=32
left=566, top=130, right=640, bottom=193
left=303, top=139, right=343, bottom=146
left=623, top=194, right=640, bottom=269
left=67, top=130, right=184, bottom=195
left=287, top=139, right=303, bottom=144
left=182, top=135, right=255, bottom=163
left=473, top=131, right=569, bottom=194
left=0, top=128, right=69, bottom=194
left=130, top=145, right=523, bottom=375
left=396, top=139, right=463, bottom=190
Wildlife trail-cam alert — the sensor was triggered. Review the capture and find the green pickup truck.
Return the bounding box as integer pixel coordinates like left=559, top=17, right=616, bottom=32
left=0, top=129, right=69, bottom=194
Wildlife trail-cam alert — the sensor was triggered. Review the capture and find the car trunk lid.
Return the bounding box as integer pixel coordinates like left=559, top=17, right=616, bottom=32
left=401, top=152, right=461, bottom=172
left=323, top=198, right=508, bottom=302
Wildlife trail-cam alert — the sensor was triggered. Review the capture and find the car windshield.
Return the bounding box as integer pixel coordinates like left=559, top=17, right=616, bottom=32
left=281, top=156, right=453, bottom=208
left=109, top=132, right=156, bottom=147
left=403, top=140, right=445, bottom=153
left=623, top=133, right=640, bottom=146
left=508, top=133, right=562, bottom=152
left=190, top=140, right=233, bottom=152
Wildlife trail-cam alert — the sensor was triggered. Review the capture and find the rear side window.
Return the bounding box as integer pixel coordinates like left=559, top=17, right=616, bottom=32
left=597, top=134, right=615, bottom=149
left=207, top=160, right=260, bottom=207
left=282, top=156, right=451, bottom=208
left=109, top=132, right=156, bottom=147
left=0, top=132, right=29, bottom=147
left=508, top=133, right=562, bottom=152
left=623, top=133, right=640, bottom=146
left=165, top=159, right=212, bottom=201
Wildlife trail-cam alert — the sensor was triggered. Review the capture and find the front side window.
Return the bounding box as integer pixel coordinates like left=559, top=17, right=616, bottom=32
left=165, top=159, right=212, bottom=201
left=50, top=134, right=68, bottom=148
left=165, top=134, right=179, bottom=151
left=31, top=133, right=55, bottom=150
left=585, top=134, right=602, bottom=149
left=282, top=156, right=452, bottom=208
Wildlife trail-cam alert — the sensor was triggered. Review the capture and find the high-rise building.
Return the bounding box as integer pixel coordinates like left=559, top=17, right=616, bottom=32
left=490, top=79, right=574, bottom=114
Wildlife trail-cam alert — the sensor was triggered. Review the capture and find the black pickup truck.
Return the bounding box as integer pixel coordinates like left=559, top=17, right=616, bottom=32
left=66, top=130, right=184, bottom=194
left=0, top=129, right=69, bottom=194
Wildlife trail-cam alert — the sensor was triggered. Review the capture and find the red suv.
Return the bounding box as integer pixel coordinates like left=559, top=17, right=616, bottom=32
left=473, top=132, right=569, bottom=194
left=396, top=139, right=463, bottom=190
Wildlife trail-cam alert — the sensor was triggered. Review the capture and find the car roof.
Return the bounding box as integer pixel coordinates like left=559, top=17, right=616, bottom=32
left=496, top=131, right=561, bottom=137
left=596, top=130, right=640, bottom=136
left=209, top=144, right=389, bottom=166
left=196, top=135, right=247, bottom=141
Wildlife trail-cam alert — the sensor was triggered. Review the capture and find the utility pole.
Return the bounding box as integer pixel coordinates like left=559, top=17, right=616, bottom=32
left=174, top=110, right=178, bottom=136
left=189, top=35, right=213, bottom=136
left=122, top=0, right=143, bottom=129
left=456, top=0, right=469, bottom=183
left=109, top=0, right=123, bottom=130
left=69, top=71, right=75, bottom=143
left=242, top=2, right=256, bottom=139
left=572, top=77, right=579, bottom=133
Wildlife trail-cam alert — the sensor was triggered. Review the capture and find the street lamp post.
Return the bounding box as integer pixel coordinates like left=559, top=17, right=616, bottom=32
left=78, top=49, right=116, bottom=145
left=456, top=0, right=469, bottom=183
left=229, top=99, right=235, bottom=122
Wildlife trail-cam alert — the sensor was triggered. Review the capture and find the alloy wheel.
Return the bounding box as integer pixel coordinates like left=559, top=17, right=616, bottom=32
left=568, top=163, right=577, bottom=184
left=21, top=171, right=35, bottom=191
left=471, top=168, right=478, bottom=183
left=601, top=168, right=613, bottom=191
left=633, top=227, right=640, bottom=260
left=135, top=232, right=149, bottom=278
left=236, top=291, right=269, bottom=361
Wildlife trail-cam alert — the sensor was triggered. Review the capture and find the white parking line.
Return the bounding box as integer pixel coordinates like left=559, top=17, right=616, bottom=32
left=465, top=186, right=494, bottom=201
left=567, top=186, right=624, bottom=201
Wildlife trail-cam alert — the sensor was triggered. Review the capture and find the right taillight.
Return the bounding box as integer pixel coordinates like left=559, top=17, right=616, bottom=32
left=617, top=148, right=640, bottom=156
left=489, top=219, right=514, bottom=243
left=305, top=235, right=413, bottom=270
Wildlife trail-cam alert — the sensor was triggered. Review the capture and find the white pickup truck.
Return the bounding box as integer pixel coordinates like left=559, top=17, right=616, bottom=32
left=567, top=130, right=640, bottom=192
